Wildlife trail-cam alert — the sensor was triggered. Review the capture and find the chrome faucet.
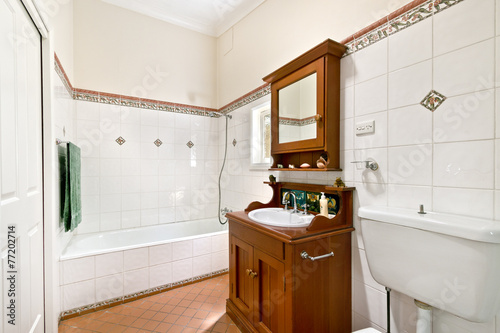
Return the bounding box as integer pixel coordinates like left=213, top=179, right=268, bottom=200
left=282, top=192, right=299, bottom=213
left=301, top=203, right=310, bottom=215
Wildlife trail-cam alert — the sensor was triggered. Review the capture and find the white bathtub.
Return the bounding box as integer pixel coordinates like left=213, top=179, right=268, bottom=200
left=59, top=218, right=229, bottom=314
left=61, top=218, right=228, bottom=260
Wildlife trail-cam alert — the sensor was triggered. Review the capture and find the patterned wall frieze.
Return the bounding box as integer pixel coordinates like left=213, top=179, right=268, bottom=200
left=218, top=83, right=271, bottom=115
left=279, top=116, right=317, bottom=127
left=55, top=58, right=220, bottom=117
left=54, top=53, right=73, bottom=97
left=342, top=0, right=464, bottom=55
left=54, top=0, right=465, bottom=117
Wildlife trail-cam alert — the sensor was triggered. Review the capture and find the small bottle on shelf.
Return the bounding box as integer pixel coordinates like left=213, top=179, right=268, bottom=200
left=319, top=192, right=328, bottom=217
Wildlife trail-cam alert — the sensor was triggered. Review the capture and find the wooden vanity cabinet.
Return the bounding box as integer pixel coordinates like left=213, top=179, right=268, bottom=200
left=230, top=233, right=286, bottom=332
left=226, top=212, right=352, bottom=333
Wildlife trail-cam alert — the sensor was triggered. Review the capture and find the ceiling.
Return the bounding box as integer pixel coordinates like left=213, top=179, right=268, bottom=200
left=102, top=0, right=266, bottom=37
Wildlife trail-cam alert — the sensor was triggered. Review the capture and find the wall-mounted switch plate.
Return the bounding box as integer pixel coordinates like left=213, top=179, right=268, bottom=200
left=355, top=120, right=375, bottom=135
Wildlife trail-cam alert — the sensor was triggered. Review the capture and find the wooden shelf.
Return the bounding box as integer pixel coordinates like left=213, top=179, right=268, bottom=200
left=263, top=181, right=355, bottom=192
left=325, top=185, right=356, bottom=192
left=269, top=167, right=342, bottom=172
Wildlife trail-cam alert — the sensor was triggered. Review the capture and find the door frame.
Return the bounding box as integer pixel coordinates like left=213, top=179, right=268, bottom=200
left=17, top=0, right=57, bottom=332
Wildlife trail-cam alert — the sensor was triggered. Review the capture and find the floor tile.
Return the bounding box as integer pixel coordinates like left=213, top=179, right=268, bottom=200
left=59, top=274, right=239, bottom=333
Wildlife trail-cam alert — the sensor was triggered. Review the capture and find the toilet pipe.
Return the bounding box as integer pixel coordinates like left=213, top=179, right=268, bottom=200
left=386, top=287, right=391, bottom=333
left=414, top=300, right=432, bottom=333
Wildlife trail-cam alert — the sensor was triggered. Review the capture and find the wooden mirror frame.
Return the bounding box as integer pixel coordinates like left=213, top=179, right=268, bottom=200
left=271, top=58, right=325, bottom=153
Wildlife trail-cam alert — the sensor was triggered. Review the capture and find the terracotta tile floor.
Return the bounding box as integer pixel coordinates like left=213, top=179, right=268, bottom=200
left=58, top=274, right=241, bottom=333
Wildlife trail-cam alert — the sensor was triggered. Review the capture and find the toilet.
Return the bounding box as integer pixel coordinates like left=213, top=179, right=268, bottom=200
left=353, top=329, right=381, bottom=333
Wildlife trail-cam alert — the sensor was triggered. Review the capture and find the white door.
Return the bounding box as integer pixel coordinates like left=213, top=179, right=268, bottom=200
left=0, top=0, right=44, bottom=332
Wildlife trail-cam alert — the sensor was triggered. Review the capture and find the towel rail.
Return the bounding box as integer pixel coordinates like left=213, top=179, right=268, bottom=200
left=56, top=138, right=70, bottom=145
left=300, top=250, right=334, bottom=261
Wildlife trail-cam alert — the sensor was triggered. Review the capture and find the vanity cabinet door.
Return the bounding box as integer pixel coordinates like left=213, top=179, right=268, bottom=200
left=230, top=236, right=255, bottom=321
left=253, top=249, right=286, bottom=333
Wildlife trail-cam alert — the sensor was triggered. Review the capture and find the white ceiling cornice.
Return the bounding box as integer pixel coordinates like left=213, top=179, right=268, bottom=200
left=101, top=0, right=266, bottom=37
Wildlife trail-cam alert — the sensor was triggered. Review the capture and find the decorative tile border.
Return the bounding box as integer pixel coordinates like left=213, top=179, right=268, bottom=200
left=59, top=269, right=229, bottom=322
left=54, top=53, right=73, bottom=97
left=433, top=0, right=465, bottom=13
left=55, top=57, right=221, bottom=118
left=279, top=116, right=316, bottom=127
left=342, top=0, right=464, bottom=55
left=218, top=83, right=271, bottom=115
left=55, top=0, right=465, bottom=118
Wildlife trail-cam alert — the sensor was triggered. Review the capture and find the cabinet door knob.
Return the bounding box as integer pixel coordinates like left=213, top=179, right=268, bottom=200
left=246, top=269, right=258, bottom=278
left=314, top=114, right=322, bottom=122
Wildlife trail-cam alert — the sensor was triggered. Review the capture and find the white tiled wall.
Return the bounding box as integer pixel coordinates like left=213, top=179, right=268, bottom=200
left=59, top=233, right=229, bottom=311
left=218, top=95, right=275, bottom=213
left=77, top=102, right=220, bottom=234
left=219, top=0, right=500, bottom=332
left=53, top=69, right=78, bottom=322
left=344, top=0, right=499, bottom=332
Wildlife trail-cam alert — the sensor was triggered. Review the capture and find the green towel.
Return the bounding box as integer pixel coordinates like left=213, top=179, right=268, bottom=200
left=60, top=142, right=82, bottom=232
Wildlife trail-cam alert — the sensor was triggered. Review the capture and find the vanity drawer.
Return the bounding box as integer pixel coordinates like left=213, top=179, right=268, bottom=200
left=230, top=221, right=284, bottom=261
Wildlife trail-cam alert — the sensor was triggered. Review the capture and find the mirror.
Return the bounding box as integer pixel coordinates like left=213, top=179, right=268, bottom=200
left=263, top=39, right=346, bottom=170
left=278, top=73, right=317, bottom=144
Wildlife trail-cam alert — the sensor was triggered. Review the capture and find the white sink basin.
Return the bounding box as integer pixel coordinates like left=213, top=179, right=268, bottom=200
left=248, top=208, right=314, bottom=227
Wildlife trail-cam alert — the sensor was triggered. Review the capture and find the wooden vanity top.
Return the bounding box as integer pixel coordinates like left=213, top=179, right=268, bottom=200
left=226, top=211, right=353, bottom=244
left=229, top=182, right=355, bottom=243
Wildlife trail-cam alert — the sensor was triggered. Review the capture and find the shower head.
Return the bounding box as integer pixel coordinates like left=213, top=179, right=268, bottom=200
left=208, top=111, right=232, bottom=119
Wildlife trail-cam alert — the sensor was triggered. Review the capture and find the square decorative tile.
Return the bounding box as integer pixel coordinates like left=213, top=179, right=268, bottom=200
left=154, top=139, right=163, bottom=147
left=115, top=136, right=126, bottom=145
left=186, top=141, right=194, bottom=148
left=420, top=90, right=446, bottom=111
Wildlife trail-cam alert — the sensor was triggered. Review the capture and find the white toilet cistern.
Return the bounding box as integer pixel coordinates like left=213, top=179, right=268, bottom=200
left=358, top=204, right=500, bottom=333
